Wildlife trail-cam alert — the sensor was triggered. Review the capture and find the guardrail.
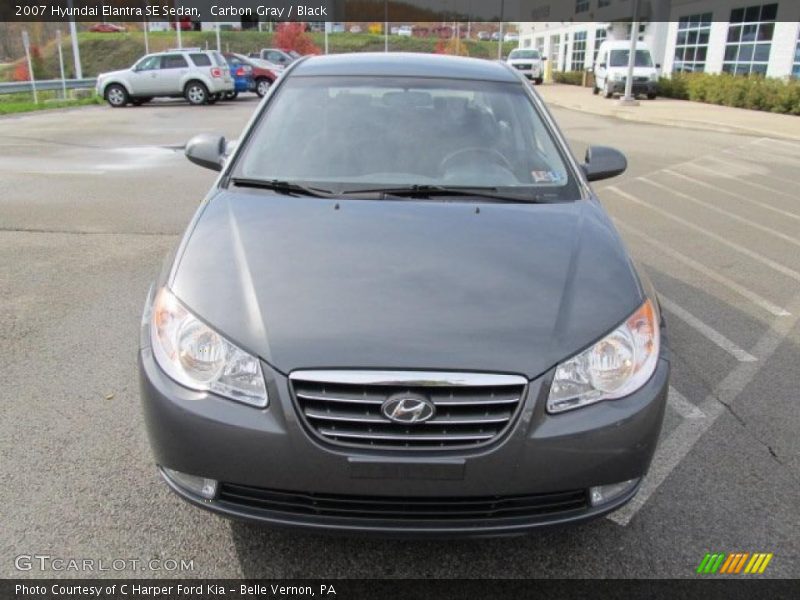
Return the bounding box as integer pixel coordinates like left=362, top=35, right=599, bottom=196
left=0, top=78, right=97, bottom=95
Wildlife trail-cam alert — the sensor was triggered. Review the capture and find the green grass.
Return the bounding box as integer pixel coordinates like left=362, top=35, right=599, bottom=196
left=4, top=31, right=517, bottom=81
left=0, top=90, right=102, bottom=115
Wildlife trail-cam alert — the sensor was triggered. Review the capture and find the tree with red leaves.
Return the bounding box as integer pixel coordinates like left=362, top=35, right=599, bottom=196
left=274, top=22, right=320, bottom=55
left=11, top=44, right=46, bottom=81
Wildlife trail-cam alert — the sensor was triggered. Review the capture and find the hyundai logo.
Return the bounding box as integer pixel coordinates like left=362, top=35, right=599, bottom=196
left=382, top=393, right=436, bottom=424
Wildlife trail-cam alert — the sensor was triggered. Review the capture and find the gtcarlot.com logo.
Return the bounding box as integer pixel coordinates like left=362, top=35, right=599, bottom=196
left=697, top=552, right=773, bottom=575
left=14, top=554, right=195, bottom=572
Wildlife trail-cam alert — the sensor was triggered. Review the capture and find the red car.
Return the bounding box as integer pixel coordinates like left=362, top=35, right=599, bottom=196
left=223, top=53, right=278, bottom=98
left=88, top=23, right=127, bottom=33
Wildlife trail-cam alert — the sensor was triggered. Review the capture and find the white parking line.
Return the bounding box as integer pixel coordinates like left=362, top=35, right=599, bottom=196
left=606, top=186, right=800, bottom=283
left=684, top=161, right=798, bottom=200
left=705, top=154, right=800, bottom=189
left=609, top=292, right=800, bottom=526
left=639, top=177, right=800, bottom=248
left=614, top=219, right=790, bottom=317
left=667, top=387, right=706, bottom=420
left=658, top=296, right=757, bottom=362
left=662, top=169, right=800, bottom=222
left=756, top=137, right=800, bottom=153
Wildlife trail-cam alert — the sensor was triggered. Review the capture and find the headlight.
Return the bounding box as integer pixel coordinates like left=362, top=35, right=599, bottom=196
left=150, top=287, right=268, bottom=408
left=547, top=299, right=660, bottom=414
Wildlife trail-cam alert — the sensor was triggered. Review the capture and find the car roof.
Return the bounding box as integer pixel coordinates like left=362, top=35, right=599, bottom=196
left=292, top=53, right=519, bottom=82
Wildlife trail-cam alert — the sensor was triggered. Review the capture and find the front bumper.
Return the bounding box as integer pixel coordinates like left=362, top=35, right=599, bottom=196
left=139, top=343, right=669, bottom=536
left=610, top=80, right=657, bottom=95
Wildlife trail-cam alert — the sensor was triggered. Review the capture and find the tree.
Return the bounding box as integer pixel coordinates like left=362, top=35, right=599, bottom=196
left=274, top=22, right=320, bottom=55
left=435, top=37, right=469, bottom=57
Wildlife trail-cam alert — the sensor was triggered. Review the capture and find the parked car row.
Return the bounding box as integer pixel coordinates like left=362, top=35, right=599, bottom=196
left=96, top=49, right=281, bottom=107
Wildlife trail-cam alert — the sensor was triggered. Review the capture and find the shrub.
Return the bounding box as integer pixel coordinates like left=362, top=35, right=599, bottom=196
left=554, top=71, right=585, bottom=86
left=658, top=72, right=800, bottom=115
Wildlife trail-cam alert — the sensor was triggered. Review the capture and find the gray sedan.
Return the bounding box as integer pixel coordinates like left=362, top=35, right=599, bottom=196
left=139, top=53, right=669, bottom=536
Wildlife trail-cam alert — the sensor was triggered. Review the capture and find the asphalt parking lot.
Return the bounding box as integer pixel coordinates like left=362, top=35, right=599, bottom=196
left=1, top=95, right=798, bottom=579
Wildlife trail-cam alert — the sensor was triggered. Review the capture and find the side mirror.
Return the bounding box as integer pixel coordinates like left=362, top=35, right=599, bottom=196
left=656, top=63, right=662, bottom=69
left=582, top=146, right=627, bottom=182
left=598, top=63, right=607, bottom=69
left=542, top=56, right=548, bottom=61
left=185, top=134, right=227, bottom=172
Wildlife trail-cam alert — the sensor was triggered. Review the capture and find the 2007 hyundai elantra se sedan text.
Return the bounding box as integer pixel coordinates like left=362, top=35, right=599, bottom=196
left=139, top=53, right=669, bottom=536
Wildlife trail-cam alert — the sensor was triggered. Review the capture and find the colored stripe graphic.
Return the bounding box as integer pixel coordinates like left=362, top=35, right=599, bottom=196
left=700, top=552, right=773, bottom=575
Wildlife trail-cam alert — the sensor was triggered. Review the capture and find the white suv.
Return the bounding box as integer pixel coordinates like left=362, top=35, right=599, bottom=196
left=97, top=50, right=234, bottom=107
left=506, top=49, right=545, bottom=85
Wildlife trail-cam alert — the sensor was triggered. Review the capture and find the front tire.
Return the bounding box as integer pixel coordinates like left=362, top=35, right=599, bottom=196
left=184, top=81, right=209, bottom=106
left=534, top=78, right=543, bottom=85
left=255, top=78, right=272, bottom=97
left=105, top=84, right=128, bottom=108
left=647, top=93, right=657, bottom=100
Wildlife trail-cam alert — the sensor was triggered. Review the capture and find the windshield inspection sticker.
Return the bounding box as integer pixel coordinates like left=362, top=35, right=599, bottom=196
left=531, top=170, right=561, bottom=183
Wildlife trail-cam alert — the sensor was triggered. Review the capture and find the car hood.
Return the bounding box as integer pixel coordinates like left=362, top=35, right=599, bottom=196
left=171, top=191, right=642, bottom=379
left=97, top=68, right=129, bottom=81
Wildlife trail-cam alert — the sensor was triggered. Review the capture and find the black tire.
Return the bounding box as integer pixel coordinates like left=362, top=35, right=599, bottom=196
left=105, top=83, right=128, bottom=108
left=592, top=85, right=600, bottom=95
left=184, top=81, right=209, bottom=106
left=647, top=93, right=657, bottom=100
left=255, top=78, right=272, bottom=97
left=534, top=78, right=543, bottom=85
left=224, top=91, right=238, bottom=100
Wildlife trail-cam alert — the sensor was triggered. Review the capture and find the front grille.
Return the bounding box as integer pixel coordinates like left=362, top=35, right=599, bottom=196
left=289, top=371, right=528, bottom=451
left=514, top=63, right=533, bottom=70
left=218, top=484, right=589, bottom=522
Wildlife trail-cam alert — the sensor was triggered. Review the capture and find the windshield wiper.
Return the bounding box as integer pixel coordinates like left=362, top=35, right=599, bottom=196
left=341, top=184, right=544, bottom=203
left=231, top=178, right=335, bottom=198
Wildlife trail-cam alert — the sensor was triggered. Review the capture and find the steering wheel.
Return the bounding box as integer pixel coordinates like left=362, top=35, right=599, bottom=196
left=440, top=147, right=514, bottom=174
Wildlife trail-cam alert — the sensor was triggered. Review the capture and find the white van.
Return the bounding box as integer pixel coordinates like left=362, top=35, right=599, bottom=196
left=593, top=40, right=660, bottom=100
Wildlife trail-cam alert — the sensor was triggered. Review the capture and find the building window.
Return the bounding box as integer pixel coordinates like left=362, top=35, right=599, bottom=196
left=572, top=31, right=588, bottom=71
left=793, top=29, right=800, bottom=79
left=594, top=27, right=608, bottom=63
left=723, top=3, right=778, bottom=75
left=598, top=0, right=611, bottom=7
left=674, top=12, right=712, bottom=73
left=576, top=0, right=589, bottom=13
left=535, top=37, right=545, bottom=55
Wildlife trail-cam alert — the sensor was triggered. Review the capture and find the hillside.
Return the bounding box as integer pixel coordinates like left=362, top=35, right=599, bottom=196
left=3, top=31, right=518, bottom=81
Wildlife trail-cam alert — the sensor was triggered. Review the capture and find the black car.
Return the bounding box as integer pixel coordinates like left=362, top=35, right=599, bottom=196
left=139, top=53, right=669, bottom=536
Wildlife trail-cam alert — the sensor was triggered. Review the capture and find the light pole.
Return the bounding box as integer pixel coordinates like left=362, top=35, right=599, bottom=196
left=67, top=0, right=82, bottom=78
left=620, top=0, right=640, bottom=106
left=497, top=0, right=505, bottom=60
left=384, top=0, right=389, bottom=53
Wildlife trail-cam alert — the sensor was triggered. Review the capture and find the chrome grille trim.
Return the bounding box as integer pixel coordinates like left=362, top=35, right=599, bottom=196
left=289, top=370, right=528, bottom=451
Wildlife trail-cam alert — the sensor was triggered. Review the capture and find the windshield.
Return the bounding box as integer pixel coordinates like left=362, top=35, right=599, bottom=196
left=509, top=50, right=541, bottom=60
left=609, top=49, right=654, bottom=68
left=235, top=76, right=577, bottom=201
